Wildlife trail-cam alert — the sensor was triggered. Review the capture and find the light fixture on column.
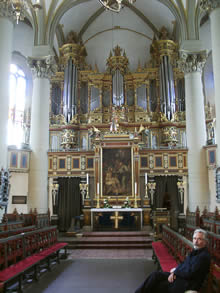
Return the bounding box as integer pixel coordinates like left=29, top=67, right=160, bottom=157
left=99, top=0, right=136, bottom=13
left=0, top=0, right=42, bottom=24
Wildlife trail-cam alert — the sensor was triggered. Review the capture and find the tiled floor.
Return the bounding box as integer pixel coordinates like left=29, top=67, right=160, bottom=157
left=25, top=258, right=156, bottom=293
left=68, top=248, right=153, bottom=259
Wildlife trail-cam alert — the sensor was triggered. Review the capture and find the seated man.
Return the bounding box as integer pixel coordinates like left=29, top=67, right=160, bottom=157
left=135, top=229, right=210, bottom=293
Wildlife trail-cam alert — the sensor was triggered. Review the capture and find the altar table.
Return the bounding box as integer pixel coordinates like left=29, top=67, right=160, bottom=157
left=91, top=208, right=143, bottom=231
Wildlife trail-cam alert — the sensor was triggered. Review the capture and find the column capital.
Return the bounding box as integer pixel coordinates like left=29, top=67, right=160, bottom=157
left=178, top=50, right=207, bottom=74
left=27, top=55, right=57, bottom=79
left=200, top=0, right=220, bottom=13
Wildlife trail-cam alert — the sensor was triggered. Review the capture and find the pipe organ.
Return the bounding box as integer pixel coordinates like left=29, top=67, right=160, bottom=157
left=48, top=28, right=190, bottom=229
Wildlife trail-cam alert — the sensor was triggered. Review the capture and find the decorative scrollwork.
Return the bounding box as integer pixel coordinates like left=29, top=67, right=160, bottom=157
left=200, top=0, right=220, bottom=12
left=61, top=129, right=78, bottom=150
left=178, top=51, right=207, bottom=74
left=28, top=55, right=57, bottom=79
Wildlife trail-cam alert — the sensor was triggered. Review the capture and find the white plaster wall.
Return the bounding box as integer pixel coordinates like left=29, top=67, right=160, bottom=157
left=183, top=175, right=188, bottom=213
left=12, top=22, right=34, bottom=58
left=203, top=53, right=215, bottom=108
left=8, top=172, right=29, bottom=214
left=200, top=20, right=212, bottom=53
left=83, top=9, right=153, bottom=72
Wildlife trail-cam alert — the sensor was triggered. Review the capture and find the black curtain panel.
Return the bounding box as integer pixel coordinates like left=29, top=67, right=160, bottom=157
left=57, top=177, right=81, bottom=231
left=154, top=176, right=179, bottom=210
left=166, top=176, right=179, bottom=210
left=154, top=176, right=167, bottom=208
left=166, top=176, right=180, bottom=230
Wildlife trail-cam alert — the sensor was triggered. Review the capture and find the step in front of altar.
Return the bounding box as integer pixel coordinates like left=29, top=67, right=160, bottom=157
left=59, top=231, right=153, bottom=250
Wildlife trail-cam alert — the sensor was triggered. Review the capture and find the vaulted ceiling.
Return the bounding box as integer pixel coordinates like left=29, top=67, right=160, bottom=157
left=57, top=0, right=175, bottom=71
left=24, top=0, right=206, bottom=72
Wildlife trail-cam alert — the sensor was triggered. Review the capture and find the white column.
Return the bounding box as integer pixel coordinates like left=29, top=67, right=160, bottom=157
left=0, top=16, right=13, bottom=168
left=28, top=52, right=56, bottom=213
left=210, top=7, right=220, bottom=165
left=179, top=51, right=209, bottom=211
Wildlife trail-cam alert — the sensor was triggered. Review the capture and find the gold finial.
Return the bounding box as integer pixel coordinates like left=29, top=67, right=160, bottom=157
left=113, top=45, right=122, bottom=56
left=137, top=60, right=142, bottom=72
left=66, top=31, right=78, bottom=44
left=94, top=63, right=99, bottom=73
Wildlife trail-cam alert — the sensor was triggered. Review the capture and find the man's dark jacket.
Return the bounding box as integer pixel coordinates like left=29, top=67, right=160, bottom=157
left=174, top=247, right=211, bottom=291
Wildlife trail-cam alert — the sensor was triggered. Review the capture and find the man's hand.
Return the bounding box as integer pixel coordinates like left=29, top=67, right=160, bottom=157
left=168, top=272, right=176, bottom=283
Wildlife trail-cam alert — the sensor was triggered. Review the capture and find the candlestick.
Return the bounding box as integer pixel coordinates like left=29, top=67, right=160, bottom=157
left=97, top=182, right=99, bottom=195
left=86, top=173, right=89, bottom=185
left=134, top=182, right=138, bottom=208
left=145, top=173, right=147, bottom=185
left=96, top=182, right=100, bottom=208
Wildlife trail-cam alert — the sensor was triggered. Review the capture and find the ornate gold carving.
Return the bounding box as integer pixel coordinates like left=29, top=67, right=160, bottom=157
left=150, top=28, right=178, bottom=63
left=106, top=45, right=129, bottom=74
left=88, top=113, right=103, bottom=124
left=162, top=126, right=178, bottom=146
left=61, top=129, right=78, bottom=150
left=60, top=43, right=80, bottom=67
left=59, top=32, right=87, bottom=68
left=205, top=104, right=214, bottom=120
left=110, top=106, right=127, bottom=133
left=50, top=114, right=66, bottom=126
left=69, top=114, right=79, bottom=125
left=171, top=111, right=186, bottom=122
left=50, top=72, right=64, bottom=84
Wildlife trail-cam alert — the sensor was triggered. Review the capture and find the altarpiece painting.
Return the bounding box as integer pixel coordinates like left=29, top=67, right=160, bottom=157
left=102, top=148, right=132, bottom=196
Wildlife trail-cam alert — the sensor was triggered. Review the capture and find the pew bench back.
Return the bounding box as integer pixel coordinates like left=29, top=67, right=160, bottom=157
left=0, top=226, right=67, bottom=292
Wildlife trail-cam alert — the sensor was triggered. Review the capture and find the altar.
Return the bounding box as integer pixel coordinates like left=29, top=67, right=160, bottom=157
left=91, top=208, right=143, bottom=231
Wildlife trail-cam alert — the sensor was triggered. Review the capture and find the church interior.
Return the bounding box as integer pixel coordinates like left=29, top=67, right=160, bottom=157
left=0, top=0, right=220, bottom=292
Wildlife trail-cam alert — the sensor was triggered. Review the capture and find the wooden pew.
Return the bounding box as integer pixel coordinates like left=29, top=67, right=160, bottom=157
left=2, top=208, right=51, bottom=229
left=0, top=226, right=67, bottom=292
left=201, top=207, right=220, bottom=235
left=152, top=208, right=170, bottom=239
left=152, top=225, right=193, bottom=272
left=0, top=221, right=24, bottom=232
left=0, top=225, right=36, bottom=239
left=185, top=207, right=200, bottom=240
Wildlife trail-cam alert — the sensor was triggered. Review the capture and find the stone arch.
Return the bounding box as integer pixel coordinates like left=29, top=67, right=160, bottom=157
left=47, top=0, right=91, bottom=47
left=158, top=0, right=187, bottom=41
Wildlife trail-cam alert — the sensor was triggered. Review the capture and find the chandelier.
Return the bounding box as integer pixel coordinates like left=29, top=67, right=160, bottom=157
left=99, top=0, right=136, bottom=13
left=0, top=0, right=42, bottom=23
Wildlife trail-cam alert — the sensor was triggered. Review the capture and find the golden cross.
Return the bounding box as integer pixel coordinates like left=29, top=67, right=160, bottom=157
left=110, top=211, right=123, bottom=229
